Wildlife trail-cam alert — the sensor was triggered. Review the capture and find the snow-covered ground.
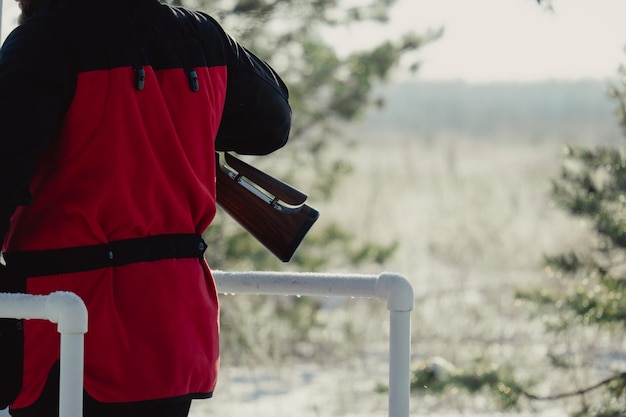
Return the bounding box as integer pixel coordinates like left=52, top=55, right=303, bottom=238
left=191, top=138, right=604, bottom=417
left=188, top=363, right=568, bottom=417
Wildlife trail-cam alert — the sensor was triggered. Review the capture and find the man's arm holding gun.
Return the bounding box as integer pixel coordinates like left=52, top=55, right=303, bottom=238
left=212, top=25, right=318, bottom=261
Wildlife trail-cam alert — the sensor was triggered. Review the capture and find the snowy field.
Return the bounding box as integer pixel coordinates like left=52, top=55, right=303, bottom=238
left=190, top=136, right=597, bottom=417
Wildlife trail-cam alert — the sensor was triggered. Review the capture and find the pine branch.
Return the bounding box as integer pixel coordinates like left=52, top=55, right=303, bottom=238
left=522, top=372, right=626, bottom=401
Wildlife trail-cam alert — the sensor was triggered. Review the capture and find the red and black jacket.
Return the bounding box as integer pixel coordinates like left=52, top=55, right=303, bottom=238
left=0, top=0, right=290, bottom=411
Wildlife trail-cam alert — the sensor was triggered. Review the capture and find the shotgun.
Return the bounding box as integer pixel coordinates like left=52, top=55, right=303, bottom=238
left=215, top=152, right=319, bottom=262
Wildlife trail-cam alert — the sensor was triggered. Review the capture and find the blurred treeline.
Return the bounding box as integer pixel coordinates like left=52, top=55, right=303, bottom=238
left=362, top=80, right=622, bottom=145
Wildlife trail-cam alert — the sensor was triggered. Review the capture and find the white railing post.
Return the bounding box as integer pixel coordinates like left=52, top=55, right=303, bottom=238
left=388, top=310, right=412, bottom=417
left=0, top=292, right=88, bottom=417
left=375, top=273, right=414, bottom=417
left=213, top=271, right=414, bottom=417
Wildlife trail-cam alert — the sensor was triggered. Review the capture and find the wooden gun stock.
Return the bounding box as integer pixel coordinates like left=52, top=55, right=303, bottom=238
left=215, top=152, right=319, bottom=262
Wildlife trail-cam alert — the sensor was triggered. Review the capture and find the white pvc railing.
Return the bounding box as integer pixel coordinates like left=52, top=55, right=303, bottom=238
left=0, top=271, right=413, bottom=417
left=0, top=292, right=88, bottom=417
left=213, top=271, right=415, bottom=417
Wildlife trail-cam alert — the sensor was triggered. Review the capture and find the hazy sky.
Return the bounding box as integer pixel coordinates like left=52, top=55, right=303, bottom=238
left=334, top=0, right=626, bottom=83
left=2, top=0, right=626, bottom=83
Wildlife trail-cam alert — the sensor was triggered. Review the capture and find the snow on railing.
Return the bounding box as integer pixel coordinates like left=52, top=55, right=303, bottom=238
left=0, top=292, right=88, bottom=417
left=213, top=271, right=415, bottom=417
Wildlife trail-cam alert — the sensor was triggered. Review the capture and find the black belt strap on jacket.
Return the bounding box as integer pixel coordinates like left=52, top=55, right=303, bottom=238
left=2, top=234, right=207, bottom=278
